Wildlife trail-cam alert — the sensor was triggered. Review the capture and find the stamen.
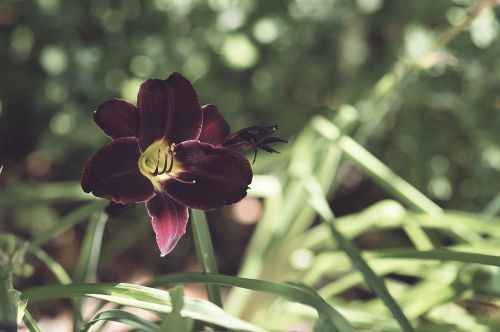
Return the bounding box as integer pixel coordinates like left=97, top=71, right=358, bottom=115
left=145, top=143, right=195, bottom=184
left=150, top=149, right=161, bottom=176
left=159, top=151, right=168, bottom=175
left=166, top=149, right=174, bottom=173
left=171, top=176, right=196, bottom=184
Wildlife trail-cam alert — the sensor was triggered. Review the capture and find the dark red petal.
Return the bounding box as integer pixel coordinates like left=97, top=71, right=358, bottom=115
left=81, top=137, right=154, bottom=204
left=146, top=192, right=189, bottom=256
left=93, top=99, right=139, bottom=139
left=137, top=72, right=202, bottom=151
left=163, top=140, right=252, bottom=210
left=199, top=104, right=230, bottom=146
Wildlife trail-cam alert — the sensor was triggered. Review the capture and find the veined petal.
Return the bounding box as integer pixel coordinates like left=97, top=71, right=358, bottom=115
left=164, top=140, right=252, bottom=210
left=94, top=99, right=138, bottom=139
left=137, top=72, right=202, bottom=151
left=199, top=104, right=230, bottom=146
left=81, top=137, right=155, bottom=204
left=146, top=192, right=189, bottom=256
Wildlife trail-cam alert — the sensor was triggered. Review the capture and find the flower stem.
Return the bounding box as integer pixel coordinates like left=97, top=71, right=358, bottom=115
left=190, top=210, right=223, bottom=308
left=0, top=267, right=18, bottom=331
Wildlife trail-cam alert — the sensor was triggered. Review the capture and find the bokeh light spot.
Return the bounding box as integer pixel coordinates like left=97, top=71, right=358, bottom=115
left=183, top=53, right=210, bottom=80
left=35, top=0, right=60, bottom=13
left=120, top=78, right=143, bottom=101
left=208, top=0, right=232, bottom=12
left=470, top=8, right=498, bottom=49
left=39, top=46, right=67, bottom=75
left=217, top=7, right=246, bottom=31
left=404, top=25, right=434, bottom=60
left=9, top=26, right=34, bottom=61
left=154, top=0, right=193, bottom=15
left=428, top=176, right=452, bottom=201
left=482, top=145, right=500, bottom=172
left=231, top=197, right=262, bottom=225
left=50, top=112, right=74, bottom=135
left=355, top=0, right=383, bottom=14
left=221, top=34, right=259, bottom=70
left=253, top=18, right=280, bottom=44
left=130, top=55, right=155, bottom=78
left=251, top=69, right=273, bottom=90
left=446, top=7, right=467, bottom=26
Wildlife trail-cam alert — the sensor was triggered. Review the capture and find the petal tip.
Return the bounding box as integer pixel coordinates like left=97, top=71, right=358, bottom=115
left=147, top=193, right=189, bottom=257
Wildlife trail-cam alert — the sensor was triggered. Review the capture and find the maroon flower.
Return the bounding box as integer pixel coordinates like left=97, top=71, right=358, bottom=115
left=81, top=73, right=254, bottom=256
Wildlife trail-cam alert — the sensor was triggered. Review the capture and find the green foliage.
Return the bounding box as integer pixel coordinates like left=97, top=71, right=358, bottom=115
left=1, top=0, right=500, bottom=331
left=159, top=287, right=194, bottom=332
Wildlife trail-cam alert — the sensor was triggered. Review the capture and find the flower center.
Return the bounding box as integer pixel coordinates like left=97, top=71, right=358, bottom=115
left=138, top=140, right=194, bottom=191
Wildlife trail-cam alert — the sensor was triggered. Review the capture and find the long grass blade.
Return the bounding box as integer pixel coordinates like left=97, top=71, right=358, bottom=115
left=190, top=210, right=223, bottom=308
left=72, top=211, right=108, bottom=331
left=22, top=309, right=41, bottom=332
left=303, top=175, right=414, bottom=332
left=370, top=248, right=500, bottom=267
left=312, top=116, right=441, bottom=217
left=21, top=282, right=268, bottom=332
left=149, top=272, right=353, bottom=332
left=32, top=201, right=106, bottom=247
left=81, top=309, right=158, bottom=332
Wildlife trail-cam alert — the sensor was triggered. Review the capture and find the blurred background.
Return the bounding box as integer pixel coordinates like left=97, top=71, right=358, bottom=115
left=1, top=0, right=499, bottom=330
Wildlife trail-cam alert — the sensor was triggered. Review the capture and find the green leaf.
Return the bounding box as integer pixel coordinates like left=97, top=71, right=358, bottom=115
left=22, top=309, right=41, bottom=332
left=190, top=210, right=223, bottom=307
left=370, top=248, right=500, bottom=267
left=160, top=287, right=193, bottom=332
left=28, top=246, right=72, bottom=284
left=21, top=282, right=268, bottom=332
left=312, top=116, right=441, bottom=217
left=303, top=175, right=414, bottom=332
left=149, top=272, right=353, bottom=332
left=73, top=211, right=108, bottom=331
left=81, top=309, right=158, bottom=332
left=31, top=201, right=106, bottom=247
left=0, top=267, right=19, bottom=327
left=74, top=211, right=108, bottom=283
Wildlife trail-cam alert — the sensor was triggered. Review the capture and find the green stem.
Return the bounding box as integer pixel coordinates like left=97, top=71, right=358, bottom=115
left=22, top=309, right=41, bottom=332
left=190, top=210, right=223, bottom=308
left=0, top=267, right=18, bottom=331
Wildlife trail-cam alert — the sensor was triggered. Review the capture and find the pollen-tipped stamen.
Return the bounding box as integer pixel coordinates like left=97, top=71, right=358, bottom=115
left=171, top=176, right=196, bottom=184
